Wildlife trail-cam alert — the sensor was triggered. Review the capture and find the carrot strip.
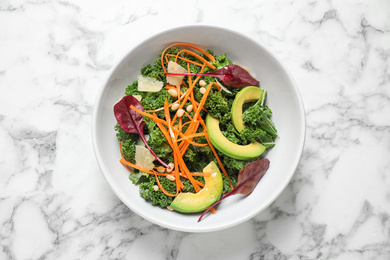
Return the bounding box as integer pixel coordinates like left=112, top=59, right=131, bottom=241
left=155, top=174, right=178, bottom=197
left=162, top=101, right=201, bottom=192
left=177, top=49, right=215, bottom=70
left=176, top=132, right=205, bottom=142
left=176, top=82, right=213, bottom=156
left=186, top=141, right=208, bottom=147
left=165, top=53, right=204, bottom=67
left=193, top=82, right=214, bottom=120
left=163, top=100, right=185, bottom=193
left=119, top=158, right=154, bottom=175
left=160, top=43, right=215, bottom=73
left=119, top=44, right=236, bottom=210
left=130, top=105, right=168, bottom=125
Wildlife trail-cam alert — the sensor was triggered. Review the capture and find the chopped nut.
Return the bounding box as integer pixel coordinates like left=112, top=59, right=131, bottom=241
left=199, top=80, right=207, bottom=87
left=176, top=108, right=185, bottom=117
left=167, top=205, right=174, bottom=211
left=166, top=163, right=175, bottom=173
left=153, top=185, right=159, bottom=191
left=199, top=87, right=206, bottom=94
left=166, top=174, right=176, bottom=181
left=168, top=88, right=178, bottom=98
left=186, top=104, right=193, bottom=112
left=171, top=103, right=180, bottom=111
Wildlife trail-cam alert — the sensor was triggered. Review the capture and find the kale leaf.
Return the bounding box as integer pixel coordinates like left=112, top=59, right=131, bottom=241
left=242, top=105, right=278, bottom=137
left=203, top=90, right=233, bottom=125
left=139, top=176, right=174, bottom=208
left=240, top=101, right=278, bottom=148
left=129, top=171, right=148, bottom=184
left=139, top=175, right=205, bottom=208
left=114, top=123, right=139, bottom=163
left=240, top=127, right=276, bottom=149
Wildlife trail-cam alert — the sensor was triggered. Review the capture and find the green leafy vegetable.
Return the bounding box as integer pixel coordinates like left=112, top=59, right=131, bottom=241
left=113, top=44, right=278, bottom=213
left=114, top=95, right=169, bottom=168
left=239, top=90, right=278, bottom=148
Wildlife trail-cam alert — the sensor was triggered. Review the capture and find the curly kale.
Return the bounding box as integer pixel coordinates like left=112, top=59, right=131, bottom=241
left=115, top=46, right=279, bottom=210
left=221, top=122, right=241, bottom=145
left=219, top=152, right=253, bottom=175
left=140, top=175, right=174, bottom=208
left=114, top=123, right=139, bottom=163
left=240, top=101, right=278, bottom=148
left=206, top=91, right=233, bottom=125
left=222, top=173, right=237, bottom=193
left=129, top=171, right=148, bottom=184
left=240, top=127, right=276, bottom=148
left=184, top=145, right=214, bottom=173
left=203, top=52, right=232, bottom=73
left=144, top=118, right=173, bottom=162
left=139, top=175, right=205, bottom=208
left=115, top=123, right=137, bottom=142
left=125, top=83, right=172, bottom=116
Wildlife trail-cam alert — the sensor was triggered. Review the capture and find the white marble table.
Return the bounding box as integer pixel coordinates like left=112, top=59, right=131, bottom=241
left=1, top=0, right=389, bottom=259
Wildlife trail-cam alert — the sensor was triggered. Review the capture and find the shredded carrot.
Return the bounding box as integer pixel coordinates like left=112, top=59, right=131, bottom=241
left=165, top=53, right=204, bottom=67
left=119, top=43, right=237, bottom=215
left=160, top=42, right=215, bottom=73
left=119, top=158, right=154, bottom=175
left=130, top=105, right=168, bottom=125
left=176, top=49, right=216, bottom=70
left=176, top=132, right=205, bottom=142
left=155, top=174, right=178, bottom=197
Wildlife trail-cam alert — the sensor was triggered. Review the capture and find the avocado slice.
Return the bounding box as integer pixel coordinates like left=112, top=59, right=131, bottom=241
left=170, top=161, right=223, bottom=213
left=231, top=86, right=263, bottom=132
left=206, top=114, right=266, bottom=160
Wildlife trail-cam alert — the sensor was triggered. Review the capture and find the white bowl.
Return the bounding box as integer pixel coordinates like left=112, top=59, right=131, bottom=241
left=92, top=25, right=305, bottom=232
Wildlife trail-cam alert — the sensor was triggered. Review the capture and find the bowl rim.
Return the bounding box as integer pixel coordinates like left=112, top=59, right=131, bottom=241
left=92, top=24, right=306, bottom=232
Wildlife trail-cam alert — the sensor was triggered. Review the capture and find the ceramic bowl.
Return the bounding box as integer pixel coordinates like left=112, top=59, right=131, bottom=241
left=92, top=25, right=305, bottom=232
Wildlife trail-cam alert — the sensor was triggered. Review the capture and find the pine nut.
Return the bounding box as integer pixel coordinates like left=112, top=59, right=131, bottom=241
left=176, top=108, right=185, bottom=117
left=171, top=103, right=180, bottom=111
left=168, top=89, right=178, bottom=98
left=167, top=205, right=174, bottom=211
left=153, top=185, right=159, bottom=191
left=166, top=174, right=175, bottom=181
left=186, top=104, right=193, bottom=112
left=166, top=163, right=175, bottom=173
left=156, top=166, right=165, bottom=173
left=199, top=87, right=206, bottom=94
left=199, top=80, right=206, bottom=87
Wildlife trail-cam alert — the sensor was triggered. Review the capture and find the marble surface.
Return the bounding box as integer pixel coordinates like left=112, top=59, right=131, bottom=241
left=1, top=0, right=390, bottom=259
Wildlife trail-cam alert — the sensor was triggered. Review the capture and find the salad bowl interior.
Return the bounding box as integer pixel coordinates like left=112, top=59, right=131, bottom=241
left=92, top=25, right=305, bottom=232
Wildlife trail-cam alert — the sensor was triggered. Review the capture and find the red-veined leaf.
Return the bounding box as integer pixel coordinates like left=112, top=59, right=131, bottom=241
left=114, top=95, right=169, bottom=168
left=165, top=64, right=259, bottom=88
left=198, top=158, right=270, bottom=222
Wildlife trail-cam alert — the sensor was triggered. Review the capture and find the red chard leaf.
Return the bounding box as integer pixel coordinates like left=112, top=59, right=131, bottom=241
left=235, top=158, right=270, bottom=195
left=114, top=95, right=145, bottom=133
left=114, top=95, right=170, bottom=168
left=165, top=64, right=259, bottom=88
left=198, top=158, right=270, bottom=222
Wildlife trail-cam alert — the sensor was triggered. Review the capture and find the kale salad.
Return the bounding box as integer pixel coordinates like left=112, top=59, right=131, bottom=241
left=113, top=43, right=278, bottom=220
